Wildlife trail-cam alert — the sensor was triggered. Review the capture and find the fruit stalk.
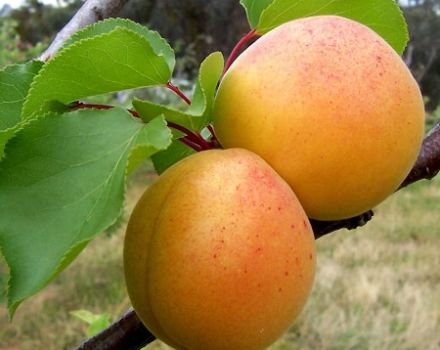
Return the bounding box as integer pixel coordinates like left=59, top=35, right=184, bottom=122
left=166, top=81, right=192, bottom=105
left=223, top=29, right=259, bottom=75
left=167, top=121, right=213, bottom=150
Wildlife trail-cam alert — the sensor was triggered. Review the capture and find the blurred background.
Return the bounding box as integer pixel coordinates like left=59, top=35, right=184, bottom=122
left=0, top=0, right=439, bottom=349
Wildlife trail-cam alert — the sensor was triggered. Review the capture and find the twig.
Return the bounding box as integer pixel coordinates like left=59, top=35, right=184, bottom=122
left=223, top=29, right=259, bottom=75
left=75, top=309, right=155, bottom=350
left=399, top=122, right=440, bottom=188
left=166, top=82, right=192, bottom=105
left=40, top=0, right=130, bottom=60
left=311, top=211, right=375, bottom=239
left=312, top=121, right=440, bottom=238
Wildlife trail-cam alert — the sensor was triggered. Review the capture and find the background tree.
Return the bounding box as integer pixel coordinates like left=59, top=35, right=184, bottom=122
left=9, top=0, right=440, bottom=99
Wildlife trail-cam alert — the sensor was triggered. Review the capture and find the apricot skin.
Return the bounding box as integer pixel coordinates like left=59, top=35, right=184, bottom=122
left=124, top=149, right=315, bottom=350
left=213, top=16, right=425, bottom=220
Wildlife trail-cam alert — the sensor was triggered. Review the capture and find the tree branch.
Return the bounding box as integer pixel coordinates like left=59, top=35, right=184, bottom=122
left=400, top=121, right=440, bottom=188
left=75, top=309, right=155, bottom=350
left=312, top=121, right=440, bottom=238
left=74, top=121, right=440, bottom=350
left=39, top=0, right=131, bottom=60
left=311, top=210, right=374, bottom=239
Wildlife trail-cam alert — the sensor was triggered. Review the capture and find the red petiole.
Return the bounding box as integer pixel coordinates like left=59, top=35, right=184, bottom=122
left=223, top=29, right=260, bottom=76
left=166, top=82, right=192, bottom=105
left=167, top=121, right=213, bottom=150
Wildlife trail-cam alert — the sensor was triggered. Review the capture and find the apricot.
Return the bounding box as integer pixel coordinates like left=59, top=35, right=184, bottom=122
left=124, top=148, right=315, bottom=350
left=213, top=15, right=425, bottom=220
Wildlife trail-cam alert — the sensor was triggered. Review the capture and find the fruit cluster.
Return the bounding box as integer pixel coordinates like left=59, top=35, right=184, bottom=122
left=124, top=16, right=424, bottom=350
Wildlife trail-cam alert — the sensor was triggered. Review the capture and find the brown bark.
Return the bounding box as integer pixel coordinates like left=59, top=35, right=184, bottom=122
left=39, top=0, right=131, bottom=60
left=75, top=309, right=155, bottom=350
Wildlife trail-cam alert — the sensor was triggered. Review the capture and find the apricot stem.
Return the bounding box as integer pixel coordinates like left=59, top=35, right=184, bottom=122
left=167, top=121, right=213, bottom=151
left=207, top=124, right=221, bottom=148
left=166, top=82, right=192, bottom=105
left=223, top=29, right=259, bottom=75
left=178, top=137, right=204, bottom=152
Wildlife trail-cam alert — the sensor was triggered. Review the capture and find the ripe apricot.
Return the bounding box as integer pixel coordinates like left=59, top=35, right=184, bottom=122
left=124, top=149, right=315, bottom=350
left=213, top=16, right=425, bottom=220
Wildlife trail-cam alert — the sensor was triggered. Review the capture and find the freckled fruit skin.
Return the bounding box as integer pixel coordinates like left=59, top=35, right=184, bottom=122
left=124, top=149, right=315, bottom=350
left=213, top=16, right=425, bottom=220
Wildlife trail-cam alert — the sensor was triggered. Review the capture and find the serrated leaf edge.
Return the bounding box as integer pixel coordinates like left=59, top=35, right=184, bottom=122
left=0, top=59, right=42, bottom=76
left=239, top=0, right=256, bottom=28
left=126, top=115, right=173, bottom=175
left=391, top=2, right=409, bottom=54
left=189, top=51, right=224, bottom=129
left=0, top=60, right=44, bottom=135
left=255, top=0, right=409, bottom=54
left=0, top=111, right=62, bottom=316
left=63, top=18, right=175, bottom=72
left=0, top=111, right=48, bottom=162
left=4, top=109, right=171, bottom=316
left=239, top=0, right=275, bottom=29
left=22, top=27, right=172, bottom=119
left=134, top=51, right=224, bottom=132
left=132, top=98, right=196, bottom=130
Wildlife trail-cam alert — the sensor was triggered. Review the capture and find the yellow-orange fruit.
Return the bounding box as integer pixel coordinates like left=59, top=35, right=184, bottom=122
left=124, top=148, right=315, bottom=350
left=213, top=15, right=425, bottom=220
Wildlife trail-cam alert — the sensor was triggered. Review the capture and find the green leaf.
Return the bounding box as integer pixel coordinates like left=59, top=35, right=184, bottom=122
left=71, top=309, right=112, bottom=337
left=133, top=52, right=224, bottom=131
left=0, top=61, right=43, bottom=158
left=133, top=98, right=194, bottom=130
left=127, top=115, right=172, bottom=174
left=0, top=108, right=171, bottom=315
left=0, top=127, right=16, bottom=159
left=63, top=18, right=175, bottom=74
left=22, top=27, right=172, bottom=118
left=240, top=0, right=274, bottom=28
left=187, top=52, right=224, bottom=127
left=0, top=61, right=43, bottom=130
left=256, top=0, right=408, bottom=54
left=152, top=139, right=195, bottom=175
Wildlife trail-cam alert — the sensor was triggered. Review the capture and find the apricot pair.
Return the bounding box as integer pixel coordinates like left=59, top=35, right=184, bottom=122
left=124, top=15, right=424, bottom=350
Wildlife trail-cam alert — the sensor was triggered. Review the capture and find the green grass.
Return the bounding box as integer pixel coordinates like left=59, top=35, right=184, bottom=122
left=0, top=175, right=439, bottom=350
